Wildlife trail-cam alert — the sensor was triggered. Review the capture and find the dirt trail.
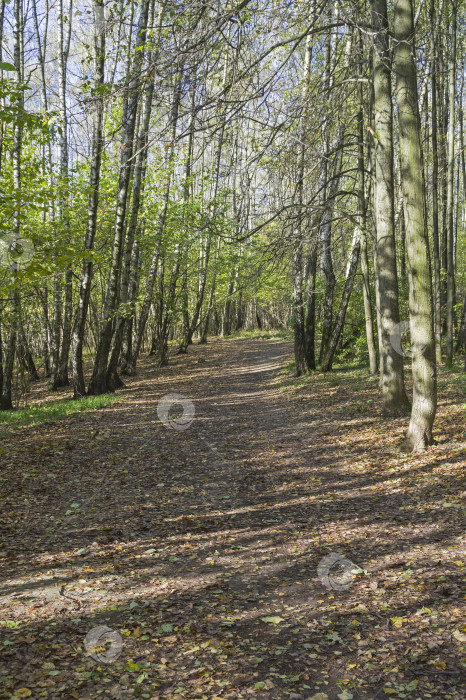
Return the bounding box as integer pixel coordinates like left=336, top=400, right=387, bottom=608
left=0, top=338, right=464, bottom=699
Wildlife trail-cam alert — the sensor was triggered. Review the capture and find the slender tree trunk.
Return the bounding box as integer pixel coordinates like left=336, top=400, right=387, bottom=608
left=0, top=0, right=5, bottom=397
left=318, top=143, right=342, bottom=366
left=394, top=0, right=437, bottom=451
left=357, top=48, right=377, bottom=375
left=40, top=288, right=51, bottom=376
left=293, top=28, right=313, bottom=376
left=131, top=69, right=181, bottom=370
left=370, top=0, right=410, bottom=415
left=199, top=237, right=221, bottom=344
left=304, top=240, right=317, bottom=370
left=120, top=237, right=140, bottom=374
left=293, top=236, right=307, bottom=376
left=111, top=0, right=164, bottom=377
left=54, top=0, right=73, bottom=387
left=437, top=6, right=448, bottom=308
left=89, top=0, right=150, bottom=395
left=321, top=228, right=360, bottom=372
left=456, top=292, right=466, bottom=359
left=445, top=0, right=457, bottom=366
left=71, top=0, right=106, bottom=398
left=317, top=22, right=333, bottom=367
left=223, top=264, right=236, bottom=337
left=430, top=0, right=443, bottom=364
left=18, top=325, right=39, bottom=381
left=1, top=0, right=22, bottom=410
left=108, top=8, right=158, bottom=380
left=177, top=81, right=199, bottom=354
left=368, top=50, right=384, bottom=375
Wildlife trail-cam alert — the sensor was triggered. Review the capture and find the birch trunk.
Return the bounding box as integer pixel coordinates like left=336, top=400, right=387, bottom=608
left=1, top=0, right=22, bottom=409
left=71, top=0, right=106, bottom=398
left=131, top=69, right=182, bottom=370
left=88, top=0, right=150, bottom=394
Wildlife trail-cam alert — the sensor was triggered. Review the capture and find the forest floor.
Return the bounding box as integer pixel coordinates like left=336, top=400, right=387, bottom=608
left=0, top=337, right=465, bottom=700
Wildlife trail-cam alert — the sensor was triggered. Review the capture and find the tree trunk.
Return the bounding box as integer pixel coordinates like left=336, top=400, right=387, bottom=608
left=356, top=51, right=377, bottom=375
left=293, top=235, right=307, bottom=376
left=88, top=0, right=150, bottom=395
left=321, top=228, right=360, bottom=372
left=18, top=325, right=40, bottom=381
left=54, top=0, right=73, bottom=388
left=71, top=0, right=106, bottom=398
left=131, top=69, right=181, bottom=371
left=430, top=0, right=443, bottom=364
left=1, top=0, right=22, bottom=410
left=110, top=0, right=164, bottom=378
left=293, top=28, right=313, bottom=376
left=370, top=0, right=410, bottom=415
left=318, top=144, right=342, bottom=367
left=394, top=0, right=437, bottom=451
left=199, top=237, right=221, bottom=344
left=304, top=241, right=317, bottom=371
left=445, top=0, right=457, bottom=366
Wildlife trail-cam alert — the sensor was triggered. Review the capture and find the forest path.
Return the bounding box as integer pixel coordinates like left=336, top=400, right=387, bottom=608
left=0, top=338, right=464, bottom=700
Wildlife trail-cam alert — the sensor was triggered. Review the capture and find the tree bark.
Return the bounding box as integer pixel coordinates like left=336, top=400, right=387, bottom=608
left=394, top=0, right=437, bottom=451
left=304, top=241, right=317, bottom=371
left=430, top=0, right=442, bottom=364
left=293, top=28, right=313, bottom=376
left=1, top=0, right=22, bottom=410
left=356, top=46, right=377, bottom=375
left=131, top=68, right=182, bottom=371
left=88, top=0, right=150, bottom=395
left=370, top=0, right=410, bottom=415
left=54, top=0, right=73, bottom=388
left=71, top=0, right=106, bottom=398
left=321, top=228, right=360, bottom=372
left=445, top=0, right=457, bottom=366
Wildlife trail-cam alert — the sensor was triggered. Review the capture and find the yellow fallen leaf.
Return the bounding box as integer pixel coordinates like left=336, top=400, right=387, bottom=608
left=431, top=661, right=446, bottom=670
left=390, top=616, right=406, bottom=628
left=261, top=616, right=284, bottom=625
left=14, top=691, right=32, bottom=699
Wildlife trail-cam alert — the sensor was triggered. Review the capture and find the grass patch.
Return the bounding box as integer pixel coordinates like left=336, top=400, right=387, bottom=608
left=0, top=394, right=121, bottom=431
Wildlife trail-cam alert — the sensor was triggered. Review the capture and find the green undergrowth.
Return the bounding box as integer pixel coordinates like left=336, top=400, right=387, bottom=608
left=277, top=357, right=464, bottom=398
left=0, top=393, right=121, bottom=431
